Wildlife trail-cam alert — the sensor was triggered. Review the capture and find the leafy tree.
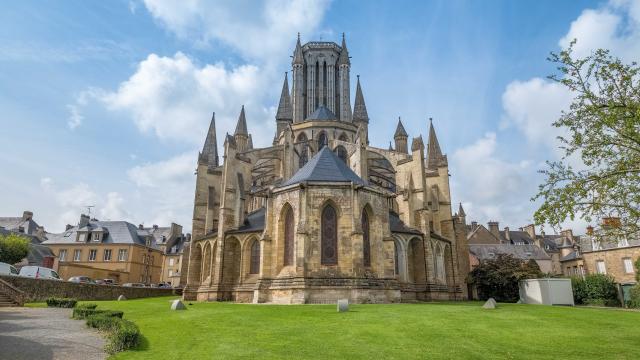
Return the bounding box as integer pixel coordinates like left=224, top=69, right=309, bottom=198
left=571, top=274, right=619, bottom=306
left=636, top=258, right=640, bottom=282
left=0, top=233, right=30, bottom=264
left=533, top=41, right=640, bottom=237
left=469, top=254, right=542, bottom=302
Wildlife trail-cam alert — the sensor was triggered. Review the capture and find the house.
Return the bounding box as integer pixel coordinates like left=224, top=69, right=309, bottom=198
left=146, top=223, right=190, bottom=287
left=43, top=214, right=164, bottom=284
left=0, top=210, right=47, bottom=242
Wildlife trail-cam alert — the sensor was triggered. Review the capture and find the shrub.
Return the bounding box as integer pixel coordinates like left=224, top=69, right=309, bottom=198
left=73, top=308, right=123, bottom=319
left=628, top=285, right=640, bottom=309
left=46, top=297, right=77, bottom=308
left=85, top=314, right=140, bottom=353
left=469, top=254, right=543, bottom=302
left=77, top=303, right=98, bottom=310
left=571, top=274, right=619, bottom=306
left=86, top=314, right=121, bottom=332
left=0, top=233, right=30, bottom=264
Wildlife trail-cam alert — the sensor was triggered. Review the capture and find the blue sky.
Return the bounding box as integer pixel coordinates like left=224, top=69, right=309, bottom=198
left=1, top=0, right=639, bottom=233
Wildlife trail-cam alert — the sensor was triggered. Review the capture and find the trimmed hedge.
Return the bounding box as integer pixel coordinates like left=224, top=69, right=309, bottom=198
left=628, top=285, right=640, bottom=309
left=85, top=313, right=140, bottom=353
left=77, top=303, right=98, bottom=310
left=572, top=274, right=619, bottom=306
left=72, top=308, right=124, bottom=320
left=46, top=297, right=77, bottom=308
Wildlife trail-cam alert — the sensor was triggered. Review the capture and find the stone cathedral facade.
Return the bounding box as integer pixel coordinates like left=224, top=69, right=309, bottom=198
left=184, top=35, right=470, bottom=304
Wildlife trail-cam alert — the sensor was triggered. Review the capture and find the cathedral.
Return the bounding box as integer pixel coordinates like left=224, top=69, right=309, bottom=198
left=183, top=35, right=470, bottom=304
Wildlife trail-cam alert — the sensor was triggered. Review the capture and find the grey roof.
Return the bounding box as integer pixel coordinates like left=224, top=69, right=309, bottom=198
left=306, top=105, right=337, bottom=121
left=579, top=231, right=640, bottom=252
left=234, top=106, right=248, bottom=136
left=200, top=112, right=219, bottom=168
left=43, top=220, right=157, bottom=248
left=469, top=244, right=551, bottom=261
left=0, top=217, right=39, bottom=236
left=281, top=147, right=366, bottom=187
left=394, top=118, right=408, bottom=138
left=352, top=76, right=369, bottom=123
left=500, top=230, right=535, bottom=245
left=389, top=211, right=422, bottom=235
left=561, top=250, right=582, bottom=262
left=276, top=72, right=293, bottom=121
left=427, top=119, right=448, bottom=169
left=227, top=207, right=266, bottom=234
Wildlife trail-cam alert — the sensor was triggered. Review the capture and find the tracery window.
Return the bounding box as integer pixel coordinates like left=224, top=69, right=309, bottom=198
left=362, top=210, right=371, bottom=267
left=335, top=145, right=348, bottom=164
left=321, top=205, right=338, bottom=265
left=284, top=207, right=294, bottom=266
left=394, top=241, right=400, bottom=276
left=318, top=131, right=328, bottom=149
left=250, top=240, right=260, bottom=274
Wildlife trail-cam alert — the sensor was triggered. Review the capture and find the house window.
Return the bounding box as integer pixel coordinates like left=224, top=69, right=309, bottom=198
left=591, top=238, right=601, bottom=251
left=596, top=260, right=606, bottom=274
left=250, top=240, right=260, bottom=274
left=362, top=210, right=371, bottom=267
left=169, top=258, right=174, bottom=266
left=623, top=258, right=634, bottom=273
left=283, top=207, right=294, bottom=266
left=321, top=205, right=338, bottom=265
left=88, top=249, right=97, bottom=261
left=103, top=249, right=112, bottom=261
left=73, top=249, right=82, bottom=262
left=93, top=232, right=101, bottom=242
left=59, top=249, right=67, bottom=262
left=118, top=249, right=128, bottom=262
left=169, top=270, right=173, bottom=277
left=77, top=233, right=87, bottom=242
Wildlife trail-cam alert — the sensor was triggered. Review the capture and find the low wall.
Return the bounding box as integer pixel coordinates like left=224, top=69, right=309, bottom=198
left=0, top=275, right=175, bottom=302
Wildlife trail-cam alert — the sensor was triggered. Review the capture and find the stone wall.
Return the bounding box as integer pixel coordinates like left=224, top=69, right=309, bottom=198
left=0, top=275, right=175, bottom=302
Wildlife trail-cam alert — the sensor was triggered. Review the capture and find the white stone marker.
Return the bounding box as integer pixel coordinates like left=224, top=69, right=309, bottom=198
left=337, top=299, right=349, bottom=312
left=171, top=299, right=187, bottom=310
left=117, top=295, right=127, bottom=301
left=482, top=298, right=497, bottom=309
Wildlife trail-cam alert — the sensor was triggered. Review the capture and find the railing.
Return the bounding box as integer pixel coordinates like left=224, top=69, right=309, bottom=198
left=0, top=278, right=26, bottom=306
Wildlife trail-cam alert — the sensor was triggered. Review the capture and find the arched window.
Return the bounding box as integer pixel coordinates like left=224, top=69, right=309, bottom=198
left=338, top=133, right=348, bottom=142
left=435, top=245, right=446, bottom=283
left=318, top=132, right=328, bottom=149
left=321, top=205, right=338, bottom=265
left=284, top=207, right=294, bottom=266
left=362, top=210, right=371, bottom=267
left=249, top=240, right=260, bottom=274
left=394, top=241, right=400, bottom=276
left=335, top=145, right=348, bottom=164
left=297, top=133, right=309, bottom=168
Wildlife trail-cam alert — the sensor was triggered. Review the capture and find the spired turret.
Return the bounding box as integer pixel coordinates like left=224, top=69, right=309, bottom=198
left=426, top=118, right=448, bottom=169
left=199, top=112, right=219, bottom=168
left=275, top=72, right=293, bottom=140
left=234, top=105, right=249, bottom=152
left=394, top=117, right=408, bottom=153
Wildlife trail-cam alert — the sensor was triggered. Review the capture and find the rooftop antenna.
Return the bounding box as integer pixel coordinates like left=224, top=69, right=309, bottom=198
left=85, top=205, right=95, bottom=217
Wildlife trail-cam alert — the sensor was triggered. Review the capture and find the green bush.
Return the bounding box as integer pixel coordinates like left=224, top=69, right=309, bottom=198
left=628, top=285, right=640, bottom=309
left=85, top=313, right=140, bottom=353
left=77, top=303, right=98, bottom=310
left=46, top=297, right=77, bottom=308
left=571, top=274, right=619, bottom=306
left=73, top=308, right=123, bottom=319
left=469, top=254, right=542, bottom=302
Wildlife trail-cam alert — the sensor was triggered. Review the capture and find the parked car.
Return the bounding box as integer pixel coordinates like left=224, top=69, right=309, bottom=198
left=0, top=262, right=19, bottom=276
left=19, top=266, right=62, bottom=280
left=156, top=283, right=172, bottom=289
left=68, top=276, right=95, bottom=284
left=122, top=282, right=145, bottom=287
left=96, top=278, right=117, bottom=286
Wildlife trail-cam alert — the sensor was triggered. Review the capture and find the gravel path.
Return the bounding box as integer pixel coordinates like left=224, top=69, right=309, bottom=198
left=0, top=307, right=106, bottom=360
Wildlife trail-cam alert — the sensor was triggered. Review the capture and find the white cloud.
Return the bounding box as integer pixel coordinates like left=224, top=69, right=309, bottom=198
left=67, top=104, right=83, bottom=129
left=560, top=0, right=640, bottom=61
left=142, top=0, right=330, bottom=62
left=100, top=192, right=128, bottom=221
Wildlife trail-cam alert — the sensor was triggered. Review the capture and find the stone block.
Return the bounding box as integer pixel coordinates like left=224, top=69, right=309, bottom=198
left=171, top=299, right=187, bottom=310
left=482, top=298, right=496, bottom=309
left=117, top=295, right=127, bottom=301
left=337, top=298, right=349, bottom=312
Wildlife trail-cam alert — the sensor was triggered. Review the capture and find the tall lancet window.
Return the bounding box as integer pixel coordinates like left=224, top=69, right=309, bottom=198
left=297, top=133, right=309, bottom=168
left=283, top=207, right=294, bottom=266
left=321, top=205, right=338, bottom=265
left=362, top=210, right=371, bottom=267
left=335, top=146, right=348, bottom=164
left=318, top=132, right=328, bottom=149
left=250, top=240, right=260, bottom=274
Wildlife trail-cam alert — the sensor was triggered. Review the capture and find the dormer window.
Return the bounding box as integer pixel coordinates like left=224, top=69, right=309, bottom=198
left=618, top=236, right=629, bottom=248
left=77, top=232, right=87, bottom=242
left=93, top=232, right=102, bottom=242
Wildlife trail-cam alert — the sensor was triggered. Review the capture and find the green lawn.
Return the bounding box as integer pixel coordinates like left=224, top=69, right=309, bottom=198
left=76, top=297, right=639, bottom=360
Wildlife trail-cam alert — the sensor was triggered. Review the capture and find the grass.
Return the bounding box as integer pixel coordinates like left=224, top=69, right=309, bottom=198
left=67, top=296, right=640, bottom=360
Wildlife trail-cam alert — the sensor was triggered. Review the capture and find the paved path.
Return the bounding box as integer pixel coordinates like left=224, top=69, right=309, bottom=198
left=0, top=307, right=106, bottom=360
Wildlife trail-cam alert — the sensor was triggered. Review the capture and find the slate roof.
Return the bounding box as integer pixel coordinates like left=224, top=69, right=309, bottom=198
left=44, top=220, right=157, bottom=248
left=500, top=230, right=535, bottom=245
left=306, top=105, right=337, bottom=121
left=281, top=147, right=366, bottom=187
left=0, top=217, right=40, bottom=236
left=227, top=207, right=266, bottom=234
left=389, top=211, right=422, bottom=235
left=560, top=251, right=582, bottom=262
left=469, top=244, right=551, bottom=261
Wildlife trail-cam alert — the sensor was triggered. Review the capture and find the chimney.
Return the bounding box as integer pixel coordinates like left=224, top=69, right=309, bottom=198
left=79, top=214, right=90, bottom=228
left=504, top=226, right=511, bottom=242
left=138, top=224, right=144, bottom=230
left=560, top=229, right=574, bottom=241
left=471, top=221, right=478, bottom=230
left=523, top=224, right=536, bottom=239
left=186, top=233, right=192, bottom=242
left=488, top=221, right=499, bottom=239
left=152, top=224, right=158, bottom=230
left=22, top=210, right=33, bottom=221
left=36, top=226, right=45, bottom=240
left=65, top=224, right=73, bottom=231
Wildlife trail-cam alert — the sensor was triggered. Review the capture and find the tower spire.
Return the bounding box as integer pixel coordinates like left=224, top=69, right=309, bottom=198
left=352, top=75, right=369, bottom=123
left=338, top=32, right=350, bottom=65
left=276, top=72, right=293, bottom=121
left=427, top=118, right=448, bottom=169
left=394, top=117, right=408, bottom=138
left=292, top=33, right=304, bottom=65
left=200, top=112, right=219, bottom=168
left=394, top=117, right=408, bottom=153
left=235, top=105, right=248, bottom=136
left=458, top=203, right=466, bottom=217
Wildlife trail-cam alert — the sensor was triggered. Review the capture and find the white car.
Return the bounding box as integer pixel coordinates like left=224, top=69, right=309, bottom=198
left=0, top=262, right=19, bottom=276
left=19, top=266, right=62, bottom=280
